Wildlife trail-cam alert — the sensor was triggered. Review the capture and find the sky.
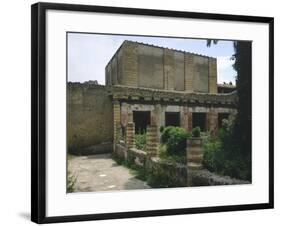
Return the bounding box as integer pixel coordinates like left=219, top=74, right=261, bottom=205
left=67, top=33, right=236, bottom=85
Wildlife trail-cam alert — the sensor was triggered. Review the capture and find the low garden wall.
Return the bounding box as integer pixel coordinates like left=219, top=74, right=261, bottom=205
left=114, top=143, right=187, bottom=187
left=146, top=157, right=187, bottom=188
left=190, top=169, right=250, bottom=186
left=114, top=141, right=249, bottom=188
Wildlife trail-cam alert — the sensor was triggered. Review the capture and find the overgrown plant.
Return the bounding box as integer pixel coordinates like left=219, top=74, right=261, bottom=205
left=160, top=126, right=190, bottom=156
left=207, top=40, right=252, bottom=181
left=67, top=170, right=77, bottom=193
left=158, top=144, right=186, bottom=164
left=134, top=133, right=146, bottom=151
left=192, top=126, right=201, bottom=137
left=203, top=116, right=251, bottom=181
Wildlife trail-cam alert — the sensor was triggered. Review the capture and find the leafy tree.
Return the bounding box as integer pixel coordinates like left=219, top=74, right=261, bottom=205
left=207, top=40, right=252, bottom=181
left=231, top=41, right=252, bottom=180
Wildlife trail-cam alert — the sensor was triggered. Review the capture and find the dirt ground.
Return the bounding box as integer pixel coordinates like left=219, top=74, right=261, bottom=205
left=68, top=153, right=150, bottom=192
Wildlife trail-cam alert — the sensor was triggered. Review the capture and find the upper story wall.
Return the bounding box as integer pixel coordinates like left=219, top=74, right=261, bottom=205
left=105, top=41, right=217, bottom=94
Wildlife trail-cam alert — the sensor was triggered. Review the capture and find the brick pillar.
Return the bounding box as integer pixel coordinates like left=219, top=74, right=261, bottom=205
left=113, top=101, right=121, bottom=145
left=185, top=54, right=194, bottom=92
left=209, top=58, right=217, bottom=94
left=164, top=49, right=175, bottom=90
left=186, top=138, right=203, bottom=186
left=154, top=104, right=162, bottom=142
left=146, top=125, right=158, bottom=157
left=207, top=109, right=218, bottom=136
left=126, top=122, right=135, bottom=149
left=122, top=41, right=138, bottom=87
left=188, top=112, right=193, bottom=132
left=182, top=107, right=190, bottom=132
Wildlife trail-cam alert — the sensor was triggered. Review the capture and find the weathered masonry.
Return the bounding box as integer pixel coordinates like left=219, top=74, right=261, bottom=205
left=68, top=40, right=237, bottom=154
left=105, top=40, right=217, bottom=93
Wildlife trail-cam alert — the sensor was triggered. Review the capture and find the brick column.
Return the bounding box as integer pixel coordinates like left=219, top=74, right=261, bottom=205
left=188, top=112, right=193, bottom=132
left=113, top=100, right=121, bottom=145
left=186, top=138, right=203, bottom=186
left=209, top=58, right=217, bottom=94
left=122, top=41, right=138, bottom=87
left=154, top=104, right=162, bottom=142
left=182, top=106, right=190, bottom=132
left=207, top=109, right=218, bottom=136
left=146, top=125, right=158, bottom=157
left=185, top=54, right=194, bottom=92
left=164, top=49, right=175, bottom=90
left=126, top=122, right=135, bottom=149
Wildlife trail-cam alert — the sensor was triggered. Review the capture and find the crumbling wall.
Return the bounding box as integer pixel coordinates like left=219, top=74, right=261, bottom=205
left=67, top=84, right=113, bottom=154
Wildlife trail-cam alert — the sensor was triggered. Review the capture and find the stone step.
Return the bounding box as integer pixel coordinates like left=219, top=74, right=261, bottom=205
left=187, top=139, right=203, bottom=146
left=188, top=151, right=203, bottom=156
left=187, top=146, right=202, bottom=153
left=188, top=154, right=203, bottom=162
left=187, top=162, right=203, bottom=170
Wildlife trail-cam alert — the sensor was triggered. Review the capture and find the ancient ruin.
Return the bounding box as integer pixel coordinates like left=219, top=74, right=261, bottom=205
left=68, top=40, right=237, bottom=155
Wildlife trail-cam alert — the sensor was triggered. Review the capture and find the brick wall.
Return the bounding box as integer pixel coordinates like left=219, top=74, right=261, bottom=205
left=185, top=53, right=194, bottom=92
left=121, top=41, right=138, bottom=87
left=164, top=49, right=175, bottom=90
left=107, top=41, right=218, bottom=94
left=67, top=84, right=113, bottom=154
left=209, top=58, right=218, bottom=94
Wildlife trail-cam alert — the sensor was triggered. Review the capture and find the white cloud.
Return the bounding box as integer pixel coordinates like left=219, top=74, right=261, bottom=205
left=217, top=56, right=234, bottom=70
left=216, top=56, right=236, bottom=84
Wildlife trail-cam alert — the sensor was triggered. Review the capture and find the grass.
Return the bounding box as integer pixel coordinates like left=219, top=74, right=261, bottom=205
left=67, top=154, right=77, bottom=192
left=112, top=153, right=148, bottom=181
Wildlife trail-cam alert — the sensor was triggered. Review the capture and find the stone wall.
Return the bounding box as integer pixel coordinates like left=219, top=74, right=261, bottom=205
left=190, top=169, right=250, bottom=186
left=114, top=144, right=147, bottom=168
left=114, top=144, right=187, bottom=187
left=106, top=41, right=218, bottom=93
left=138, top=44, right=164, bottom=89
left=121, top=41, right=138, bottom=87
left=193, top=55, right=209, bottom=93
left=120, top=102, right=236, bottom=141
left=114, top=132, right=248, bottom=187
left=164, top=49, right=175, bottom=90
left=67, top=83, right=235, bottom=155
left=209, top=58, right=218, bottom=93
left=147, top=157, right=187, bottom=187
left=67, top=84, right=113, bottom=154
left=185, top=53, right=194, bottom=92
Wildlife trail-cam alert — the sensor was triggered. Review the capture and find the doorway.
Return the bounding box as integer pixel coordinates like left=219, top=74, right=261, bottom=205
left=133, top=111, right=151, bottom=134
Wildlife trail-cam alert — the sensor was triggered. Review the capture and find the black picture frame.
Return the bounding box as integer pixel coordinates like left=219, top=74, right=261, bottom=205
left=31, top=2, right=274, bottom=224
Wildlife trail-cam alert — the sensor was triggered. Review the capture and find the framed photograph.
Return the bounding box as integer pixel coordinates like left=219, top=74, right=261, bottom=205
left=31, top=2, right=274, bottom=224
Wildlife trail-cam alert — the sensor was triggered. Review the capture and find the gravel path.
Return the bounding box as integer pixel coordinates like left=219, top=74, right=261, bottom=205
left=68, top=153, right=150, bottom=192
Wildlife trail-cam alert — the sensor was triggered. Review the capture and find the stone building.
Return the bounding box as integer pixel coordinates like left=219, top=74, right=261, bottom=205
left=67, top=40, right=237, bottom=154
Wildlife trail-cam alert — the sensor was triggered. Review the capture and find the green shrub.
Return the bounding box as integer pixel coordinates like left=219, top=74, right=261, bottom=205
left=147, top=163, right=186, bottom=188
left=67, top=171, right=77, bottom=193
left=159, top=144, right=186, bottom=164
left=202, top=116, right=251, bottom=181
left=134, top=133, right=146, bottom=151
left=147, top=167, right=170, bottom=188
left=203, top=138, right=223, bottom=172
left=129, top=167, right=147, bottom=181
left=192, top=126, right=201, bottom=137
left=160, top=126, right=190, bottom=156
